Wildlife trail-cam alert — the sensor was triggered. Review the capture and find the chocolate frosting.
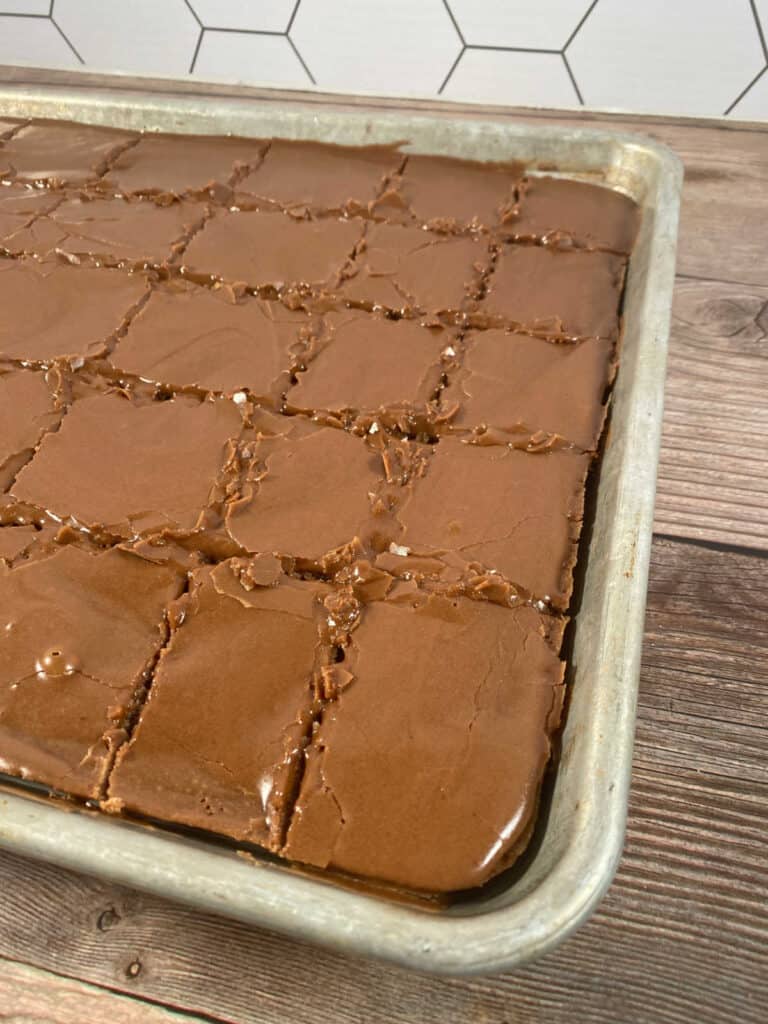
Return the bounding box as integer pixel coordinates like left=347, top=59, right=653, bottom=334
left=0, top=119, right=135, bottom=187
left=0, top=119, right=25, bottom=140
left=287, top=312, right=446, bottom=419
left=393, top=438, right=590, bottom=608
left=0, top=523, right=38, bottom=565
left=341, top=221, right=491, bottom=316
left=6, top=194, right=208, bottom=268
left=110, top=281, right=312, bottom=400
left=374, top=153, right=523, bottom=232
left=235, top=139, right=403, bottom=215
left=0, top=545, right=181, bottom=798
left=0, top=116, right=641, bottom=895
left=108, top=563, right=333, bottom=849
left=102, top=132, right=266, bottom=198
left=442, top=330, right=615, bottom=450
left=480, top=244, right=626, bottom=339
left=284, top=594, right=564, bottom=891
left=11, top=391, right=243, bottom=537
left=0, top=367, right=61, bottom=490
left=0, top=183, right=62, bottom=252
left=503, top=175, right=640, bottom=253
left=0, top=258, right=149, bottom=363
left=182, top=210, right=363, bottom=293
left=224, top=419, right=392, bottom=567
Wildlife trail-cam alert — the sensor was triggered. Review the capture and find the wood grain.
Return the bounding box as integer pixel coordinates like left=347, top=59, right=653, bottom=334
left=0, top=537, right=765, bottom=1024
left=0, top=957, right=204, bottom=1023
left=654, top=279, right=768, bottom=548
left=632, top=123, right=768, bottom=286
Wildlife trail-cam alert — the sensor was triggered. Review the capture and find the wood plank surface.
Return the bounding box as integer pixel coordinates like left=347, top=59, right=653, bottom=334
left=0, top=76, right=766, bottom=1022
left=0, top=957, right=204, bottom=1023
left=655, top=279, right=768, bottom=549
left=630, top=122, right=768, bottom=286
left=0, top=537, right=765, bottom=1024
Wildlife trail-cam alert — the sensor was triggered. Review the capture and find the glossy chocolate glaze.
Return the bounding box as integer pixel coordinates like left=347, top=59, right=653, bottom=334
left=108, top=562, right=336, bottom=850
left=0, top=257, right=149, bottom=363
left=479, top=244, right=627, bottom=339
left=0, top=117, right=640, bottom=895
left=341, top=221, right=491, bottom=317
left=0, top=545, right=182, bottom=799
left=182, top=209, right=363, bottom=295
left=0, top=182, right=62, bottom=253
left=502, top=174, right=640, bottom=253
left=391, top=438, right=591, bottom=610
left=441, top=330, right=615, bottom=451
left=110, top=281, right=313, bottom=401
left=0, top=119, right=136, bottom=187
left=235, top=139, right=404, bottom=216
left=286, top=312, right=446, bottom=421
left=374, top=152, right=523, bottom=232
left=102, top=132, right=266, bottom=199
left=0, top=119, right=26, bottom=141
left=5, top=194, right=208, bottom=268
left=0, top=367, right=62, bottom=491
left=284, top=593, right=565, bottom=892
left=224, top=417, right=393, bottom=569
left=11, top=390, right=243, bottom=538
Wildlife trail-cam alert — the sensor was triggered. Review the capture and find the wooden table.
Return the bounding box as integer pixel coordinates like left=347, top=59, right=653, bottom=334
left=1, top=91, right=767, bottom=1024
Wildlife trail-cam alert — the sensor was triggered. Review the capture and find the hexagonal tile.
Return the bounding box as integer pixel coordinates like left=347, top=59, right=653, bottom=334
left=190, top=0, right=296, bottom=33
left=729, top=68, right=768, bottom=120
left=0, top=2, right=49, bottom=12
left=291, top=0, right=460, bottom=95
left=0, top=14, right=79, bottom=67
left=448, top=0, right=592, bottom=50
left=55, top=0, right=199, bottom=75
left=442, top=50, right=578, bottom=109
left=193, top=31, right=312, bottom=88
left=568, top=0, right=765, bottom=117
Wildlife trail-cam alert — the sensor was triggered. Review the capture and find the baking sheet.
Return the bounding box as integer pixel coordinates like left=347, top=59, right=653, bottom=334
left=0, top=76, right=682, bottom=975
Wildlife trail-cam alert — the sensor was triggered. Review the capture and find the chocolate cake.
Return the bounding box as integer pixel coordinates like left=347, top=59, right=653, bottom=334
left=0, top=118, right=639, bottom=894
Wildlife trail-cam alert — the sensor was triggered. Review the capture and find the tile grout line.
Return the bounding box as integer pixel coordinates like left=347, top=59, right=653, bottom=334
left=181, top=0, right=202, bottom=28
left=188, top=26, right=205, bottom=75
left=749, top=0, right=768, bottom=62
left=49, top=0, right=85, bottom=66
left=561, top=52, right=584, bottom=105
left=438, top=44, right=465, bottom=95
left=562, top=0, right=601, bottom=52
left=723, top=64, right=767, bottom=116
left=286, top=34, right=315, bottom=86
left=286, top=0, right=302, bottom=35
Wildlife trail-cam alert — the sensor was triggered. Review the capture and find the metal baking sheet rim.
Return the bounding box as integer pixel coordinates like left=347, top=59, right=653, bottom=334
left=0, top=80, right=683, bottom=976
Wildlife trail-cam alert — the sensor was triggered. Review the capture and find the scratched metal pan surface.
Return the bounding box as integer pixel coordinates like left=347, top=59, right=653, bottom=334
left=0, top=77, right=682, bottom=976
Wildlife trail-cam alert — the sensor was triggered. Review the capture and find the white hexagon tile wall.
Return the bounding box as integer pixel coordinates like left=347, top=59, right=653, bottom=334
left=0, top=0, right=766, bottom=120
